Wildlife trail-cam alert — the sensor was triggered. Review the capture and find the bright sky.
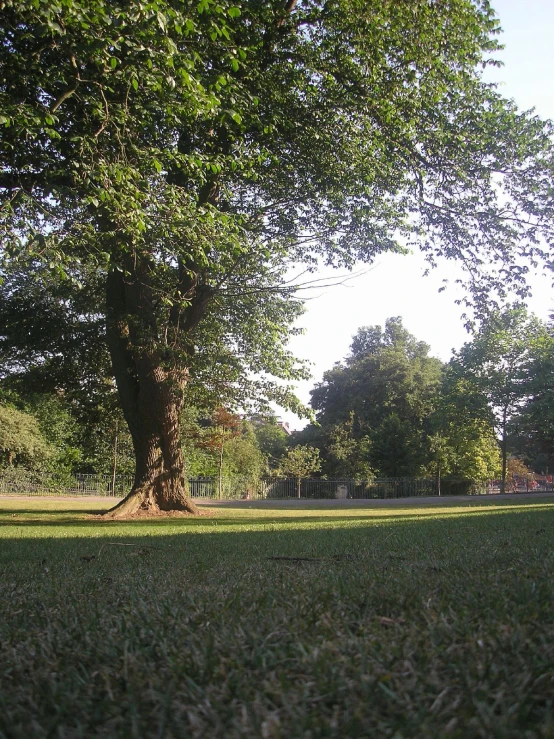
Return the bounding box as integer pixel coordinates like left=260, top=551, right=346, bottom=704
left=281, top=0, right=554, bottom=429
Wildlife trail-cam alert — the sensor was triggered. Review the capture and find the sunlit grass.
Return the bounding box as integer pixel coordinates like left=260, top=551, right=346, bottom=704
left=2, top=494, right=554, bottom=737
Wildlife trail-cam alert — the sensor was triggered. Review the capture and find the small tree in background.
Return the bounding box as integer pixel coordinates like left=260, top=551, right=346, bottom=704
left=506, top=458, right=534, bottom=492
left=253, top=420, right=289, bottom=472
left=197, top=407, right=242, bottom=499
left=279, top=446, right=321, bottom=499
left=0, top=404, right=52, bottom=468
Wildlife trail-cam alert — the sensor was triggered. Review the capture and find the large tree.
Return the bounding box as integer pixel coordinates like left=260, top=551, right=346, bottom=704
left=298, top=319, right=442, bottom=477
left=506, top=318, right=554, bottom=474
left=427, top=372, right=501, bottom=492
left=449, top=307, right=544, bottom=493
left=2, top=0, right=554, bottom=515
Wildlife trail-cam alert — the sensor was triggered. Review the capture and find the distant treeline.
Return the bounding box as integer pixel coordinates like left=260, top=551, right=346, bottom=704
left=1, top=311, right=553, bottom=490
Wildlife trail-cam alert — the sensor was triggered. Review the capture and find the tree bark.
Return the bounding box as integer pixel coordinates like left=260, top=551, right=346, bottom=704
left=111, top=419, right=118, bottom=495
left=500, top=407, right=508, bottom=495
left=103, top=263, right=199, bottom=518
left=218, top=443, right=224, bottom=500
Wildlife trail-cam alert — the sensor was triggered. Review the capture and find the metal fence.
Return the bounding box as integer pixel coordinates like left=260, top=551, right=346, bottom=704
left=0, top=469, right=133, bottom=497
left=2, top=468, right=550, bottom=499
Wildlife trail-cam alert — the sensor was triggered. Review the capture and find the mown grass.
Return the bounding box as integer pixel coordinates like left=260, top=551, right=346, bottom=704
left=1, top=495, right=554, bottom=738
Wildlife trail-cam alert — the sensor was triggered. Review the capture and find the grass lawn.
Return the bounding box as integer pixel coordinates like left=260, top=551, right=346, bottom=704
left=1, top=495, right=554, bottom=738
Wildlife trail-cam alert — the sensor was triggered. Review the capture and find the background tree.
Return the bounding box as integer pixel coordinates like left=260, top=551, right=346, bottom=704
left=505, top=457, right=535, bottom=492
left=308, top=318, right=443, bottom=477
left=252, top=418, right=289, bottom=472
left=195, top=407, right=242, bottom=499
left=507, top=319, right=554, bottom=473
left=3, top=0, right=554, bottom=515
left=450, top=307, right=543, bottom=493
left=223, top=433, right=266, bottom=481
left=279, top=445, right=321, bottom=498
left=427, top=373, right=501, bottom=491
left=323, top=412, right=373, bottom=479
left=0, top=404, right=52, bottom=468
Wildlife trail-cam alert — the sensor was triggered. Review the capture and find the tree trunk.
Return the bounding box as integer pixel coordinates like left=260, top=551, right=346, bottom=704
left=218, top=443, right=224, bottom=500
left=105, top=359, right=198, bottom=518
left=103, top=266, right=198, bottom=518
left=297, top=477, right=301, bottom=498
left=500, top=408, right=508, bottom=495
left=111, top=419, right=118, bottom=495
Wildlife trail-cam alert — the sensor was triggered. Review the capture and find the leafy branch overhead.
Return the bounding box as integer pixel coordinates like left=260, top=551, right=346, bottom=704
left=2, top=0, right=554, bottom=296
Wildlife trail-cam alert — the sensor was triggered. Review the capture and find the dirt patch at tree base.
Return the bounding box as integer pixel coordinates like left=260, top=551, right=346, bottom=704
left=100, top=507, right=214, bottom=520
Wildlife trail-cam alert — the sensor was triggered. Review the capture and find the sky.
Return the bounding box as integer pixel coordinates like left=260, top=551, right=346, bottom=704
left=280, top=0, right=554, bottom=429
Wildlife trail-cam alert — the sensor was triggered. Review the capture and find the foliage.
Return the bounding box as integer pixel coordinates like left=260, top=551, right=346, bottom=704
left=0, top=263, right=137, bottom=475
left=371, top=413, right=426, bottom=478
left=196, top=407, right=242, bottom=454
left=252, top=418, right=289, bottom=470
left=449, top=307, right=545, bottom=488
left=323, top=412, right=373, bottom=479
left=506, top=457, right=534, bottom=479
left=0, top=403, right=52, bottom=467
left=223, top=431, right=266, bottom=480
left=312, top=319, right=443, bottom=430
left=182, top=408, right=266, bottom=480
left=279, top=445, right=321, bottom=480
left=427, top=373, right=501, bottom=482
left=3, top=0, right=554, bottom=295
left=307, top=318, right=442, bottom=477
left=507, top=319, right=554, bottom=473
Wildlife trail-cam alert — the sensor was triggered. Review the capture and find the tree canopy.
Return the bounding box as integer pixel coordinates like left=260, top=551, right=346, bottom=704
left=449, top=307, right=545, bottom=491
left=2, top=0, right=554, bottom=514
left=0, top=403, right=52, bottom=468
left=297, top=317, right=503, bottom=483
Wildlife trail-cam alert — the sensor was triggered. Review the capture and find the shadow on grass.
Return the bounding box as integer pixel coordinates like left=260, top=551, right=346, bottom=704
left=3, top=508, right=110, bottom=516
left=2, top=500, right=554, bottom=531
left=1, top=506, right=553, bottom=569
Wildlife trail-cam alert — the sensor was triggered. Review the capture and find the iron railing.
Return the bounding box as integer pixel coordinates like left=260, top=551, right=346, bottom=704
left=0, top=469, right=133, bottom=497
left=2, top=469, right=551, bottom=499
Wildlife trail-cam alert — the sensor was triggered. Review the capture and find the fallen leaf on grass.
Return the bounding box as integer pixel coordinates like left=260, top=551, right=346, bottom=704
left=97, top=542, right=159, bottom=558
left=378, top=616, right=406, bottom=627
left=268, top=556, right=321, bottom=562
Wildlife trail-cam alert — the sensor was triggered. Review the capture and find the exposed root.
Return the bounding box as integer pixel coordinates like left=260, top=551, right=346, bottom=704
left=103, top=483, right=199, bottom=519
